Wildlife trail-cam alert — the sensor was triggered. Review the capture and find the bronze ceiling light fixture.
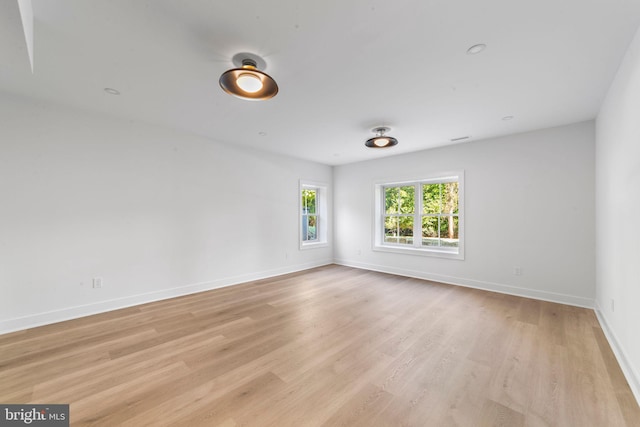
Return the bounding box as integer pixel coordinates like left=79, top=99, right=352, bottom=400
left=219, top=53, right=278, bottom=101
left=365, top=126, right=398, bottom=148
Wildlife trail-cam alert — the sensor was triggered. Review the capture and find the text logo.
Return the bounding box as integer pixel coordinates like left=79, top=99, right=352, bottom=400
left=0, top=405, right=69, bottom=426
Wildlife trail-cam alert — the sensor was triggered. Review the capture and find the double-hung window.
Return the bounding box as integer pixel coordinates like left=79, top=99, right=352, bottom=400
left=300, top=180, right=328, bottom=249
left=301, top=188, right=318, bottom=242
left=374, top=172, right=464, bottom=259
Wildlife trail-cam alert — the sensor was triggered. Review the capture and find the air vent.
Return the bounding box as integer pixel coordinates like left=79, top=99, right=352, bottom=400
left=450, top=136, right=470, bottom=142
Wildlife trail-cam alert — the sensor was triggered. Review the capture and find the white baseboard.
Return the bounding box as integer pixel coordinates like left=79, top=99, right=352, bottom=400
left=594, top=302, right=640, bottom=406
left=333, top=259, right=594, bottom=308
left=0, top=259, right=332, bottom=335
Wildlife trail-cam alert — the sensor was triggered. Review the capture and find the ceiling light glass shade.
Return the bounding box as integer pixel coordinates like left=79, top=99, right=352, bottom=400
left=373, top=138, right=389, bottom=147
left=236, top=73, right=263, bottom=93
left=365, top=127, right=398, bottom=148
left=219, top=58, right=278, bottom=100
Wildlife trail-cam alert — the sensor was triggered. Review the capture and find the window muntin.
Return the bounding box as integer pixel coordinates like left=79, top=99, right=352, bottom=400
left=374, top=173, right=464, bottom=259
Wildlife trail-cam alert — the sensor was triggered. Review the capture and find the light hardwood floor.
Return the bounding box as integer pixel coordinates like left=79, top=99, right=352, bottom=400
left=0, top=265, right=638, bottom=426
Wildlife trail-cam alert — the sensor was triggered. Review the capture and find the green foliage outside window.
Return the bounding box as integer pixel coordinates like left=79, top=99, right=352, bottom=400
left=384, top=186, right=414, bottom=244
left=302, top=189, right=317, bottom=214
left=422, top=182, right=458, bottom=245
left=383, top=181, right=459, bottom=247
left=302, top=189, right=318, bottom=241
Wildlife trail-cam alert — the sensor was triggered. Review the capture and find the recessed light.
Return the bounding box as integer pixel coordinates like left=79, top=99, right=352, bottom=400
left=104, top=88, right=120, bottom=95
left=502, top=115, right=514, bottom=121
left=466, top=44, right=486, bottom=55
left=450, top=136, right=470, bottom=142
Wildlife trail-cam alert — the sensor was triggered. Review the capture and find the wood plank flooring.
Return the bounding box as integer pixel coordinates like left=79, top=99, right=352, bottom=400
left=0, top=265, right=638, bottom=426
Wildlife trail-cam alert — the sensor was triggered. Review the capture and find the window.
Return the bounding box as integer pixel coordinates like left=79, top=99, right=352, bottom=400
left=300, top=180, right=328, bottom=249
left=374, top=172, right=464, bottom=259
left=301, top=188, right=318, bottom=242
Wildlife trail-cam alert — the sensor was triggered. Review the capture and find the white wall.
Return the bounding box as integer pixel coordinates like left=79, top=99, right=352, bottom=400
left=0, top=93, right=332, bottom=333
left=334, top=122, right=595, bottom=307
left=595, top=26, right=640, bottom=402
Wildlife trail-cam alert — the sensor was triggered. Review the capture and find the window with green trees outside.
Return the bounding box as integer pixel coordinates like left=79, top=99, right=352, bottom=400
left=301, top=188, right=318, bottom=241
left=375, top=173, right=463, bottom=259
left=300, top=180, right=328, bottom=249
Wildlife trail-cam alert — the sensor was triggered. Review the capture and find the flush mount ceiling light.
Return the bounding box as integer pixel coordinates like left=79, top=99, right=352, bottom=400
left=365, top=127, right=398, bottom=148
left=219, top=53, right=278, bottom=101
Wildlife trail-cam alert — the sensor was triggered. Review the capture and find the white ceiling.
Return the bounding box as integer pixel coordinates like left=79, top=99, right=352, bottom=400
left=2, top=0, right=640, bottom=165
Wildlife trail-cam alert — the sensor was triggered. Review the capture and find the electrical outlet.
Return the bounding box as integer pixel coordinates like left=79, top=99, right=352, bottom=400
left=611, top=298, right=615, bottom=312
left=513, top=266, right=523, bottom=276
left=93, top=277, right=103, bottom=289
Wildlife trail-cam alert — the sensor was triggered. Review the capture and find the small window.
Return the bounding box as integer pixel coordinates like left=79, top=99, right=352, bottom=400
left=301, top=188, right=318, bottom=242
left=374, top=172, right=464, bottom=259
left=300, top=180, right=329, bottom=249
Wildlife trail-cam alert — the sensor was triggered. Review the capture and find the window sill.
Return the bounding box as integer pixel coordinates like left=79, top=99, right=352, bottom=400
left=373, top=244, right=464, bottom=260
left=300, top=241, right=329, bottom=250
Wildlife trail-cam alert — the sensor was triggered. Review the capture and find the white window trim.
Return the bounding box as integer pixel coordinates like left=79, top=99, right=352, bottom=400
left=299, top=180, right=329, bottom=250
left=373, top=171, right=464, bottom=260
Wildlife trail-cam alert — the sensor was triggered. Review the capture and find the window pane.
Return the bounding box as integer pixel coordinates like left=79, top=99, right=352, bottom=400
left=385, top=186, right=415, bottom=214
left=385, top=187, right=399, bottom=214
left=302, top=214, right=317, bottom=241
left=442, top=182, right=458, bottom=214
left=398, top=186, right=415, bottom=214
left=384, top=216, right=413, bottom=245
left=422, top=183, right=441, bottom=214
left=302, top=189, right=317, bottom=214
left=440, top=216, right=459, bottom=247
left=421, top=215, right=439, bottom=246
